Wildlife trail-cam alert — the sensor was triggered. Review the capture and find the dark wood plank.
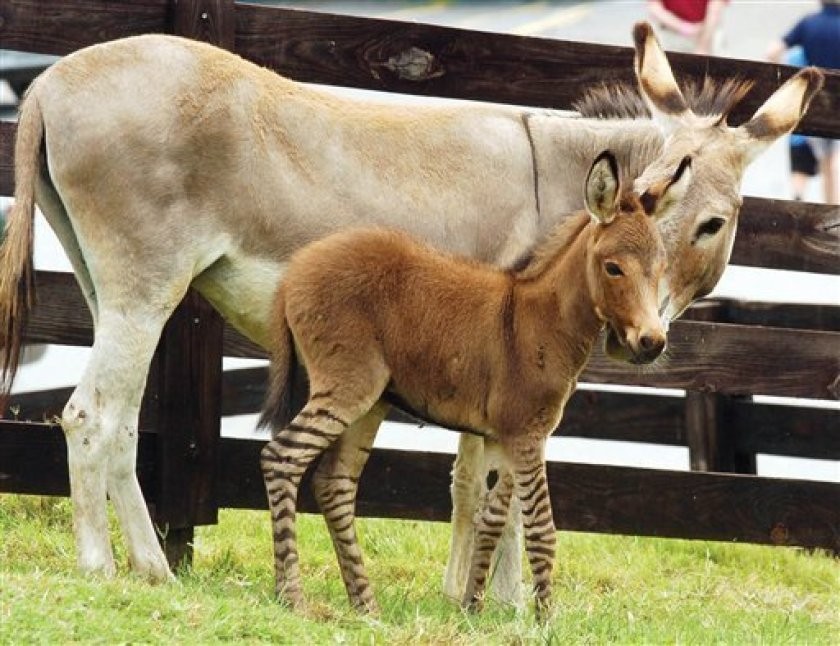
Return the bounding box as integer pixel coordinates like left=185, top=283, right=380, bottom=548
left=10, top=371, right=838, bottom=461
left=214, top=437, right=839, bottom=552
left=173, top=0, right=235, bottom=49
left=17, top=273, right=840, bottom=400
left=730, top=401, right=840, bottom=462
left=149, top=0, right=235, bottom=566
left=685, top=298, right=840, bottom=333
left=732, top=198, right=840, bottom=275
left=548, top=460, right=838, bottom=551
left=0, top=420, right=157, bottom=497
left=0, top=0, right=169, bottom=56
left=147, top=290, right=222, bottom=531
left=581, top=321, right=840, bottom=400
left=0, top=121, right=15, bottom=198
left=685, top=391, right=723, bottom=472
left=3, top=425, right=837, bottom=551
left=25, top=271, right=93, bottom=346
left=233, top=5, right=840, bottom=138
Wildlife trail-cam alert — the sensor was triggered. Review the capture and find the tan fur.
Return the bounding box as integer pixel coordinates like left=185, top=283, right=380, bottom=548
left=259, top=153, right=688, bottom=616
left=0, top=23, right=823, bottom=594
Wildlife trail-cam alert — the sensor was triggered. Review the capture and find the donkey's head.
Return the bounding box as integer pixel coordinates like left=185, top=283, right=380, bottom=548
left=595, top=23, right=824, bottom=359
left=584, top=151, right=691, bottom=364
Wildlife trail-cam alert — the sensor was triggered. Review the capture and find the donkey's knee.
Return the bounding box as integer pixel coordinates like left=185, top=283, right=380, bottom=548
left=62, top=396, right=103, bottom=456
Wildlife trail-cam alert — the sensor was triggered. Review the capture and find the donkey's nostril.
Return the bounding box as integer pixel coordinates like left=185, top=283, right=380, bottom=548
left=639, top=335, right=655, bottom=351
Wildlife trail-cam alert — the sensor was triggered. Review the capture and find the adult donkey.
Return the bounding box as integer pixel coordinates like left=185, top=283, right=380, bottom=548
left=0, top=22, right=821, bottom=601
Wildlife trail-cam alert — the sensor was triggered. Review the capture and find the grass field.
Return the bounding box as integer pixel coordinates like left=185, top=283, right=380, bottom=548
left=1, top=495, right=837, bottom=644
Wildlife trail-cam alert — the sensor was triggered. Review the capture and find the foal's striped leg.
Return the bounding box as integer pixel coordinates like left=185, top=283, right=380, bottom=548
left=311, top=402, right=388, bottom=613
left=462, top=470, right=514, bottom=611
left=515, top=458, right=556, bottom=619
left=260, top=399, right=352, bottom=608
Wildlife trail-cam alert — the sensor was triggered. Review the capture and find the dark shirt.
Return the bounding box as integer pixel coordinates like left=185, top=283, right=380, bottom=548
left=783, top=5, right=840, bottom=70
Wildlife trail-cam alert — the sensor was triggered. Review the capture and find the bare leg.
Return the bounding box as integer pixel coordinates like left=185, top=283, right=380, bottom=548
left=445, top=435, right=524, bottom=605
left=311, top=402, right=388, bottom=612
left=444, top=434, right=485, bottom=601
left=462, top=469, right=514, bottom=611
left=62, top=306, right=178, bottom=581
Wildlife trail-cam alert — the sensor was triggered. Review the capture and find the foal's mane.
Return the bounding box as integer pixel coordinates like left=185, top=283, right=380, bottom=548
left=574, top=77, right=754, bottom=121
left=513, top=211, right=591, bottom=281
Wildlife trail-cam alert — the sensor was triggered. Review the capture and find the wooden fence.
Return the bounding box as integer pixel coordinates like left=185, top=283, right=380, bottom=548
left=0, top=0, right=838, bottom=563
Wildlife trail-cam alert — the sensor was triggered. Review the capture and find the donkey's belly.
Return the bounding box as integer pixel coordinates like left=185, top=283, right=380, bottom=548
left=191, top=252, right=287, bottom=349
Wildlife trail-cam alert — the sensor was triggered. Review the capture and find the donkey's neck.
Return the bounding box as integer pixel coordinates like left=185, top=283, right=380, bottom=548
left=528, top=115, right=663, bottom=232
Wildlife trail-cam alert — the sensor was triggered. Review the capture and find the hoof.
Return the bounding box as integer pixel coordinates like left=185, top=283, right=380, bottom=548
left=78, top=560, right=117, bottom=579
left=129, top=553, right=176, bottom=584
left=276, top=587, right=305, bottom=612
left=461, top=595, right=484, bottom=614
left=351, top=597, right=379, bottom=616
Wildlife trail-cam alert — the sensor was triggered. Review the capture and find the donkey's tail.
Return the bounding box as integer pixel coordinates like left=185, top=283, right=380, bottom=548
left=258, top=287, right=296, bottom=435
left=0, top=86, right=41, bottom=402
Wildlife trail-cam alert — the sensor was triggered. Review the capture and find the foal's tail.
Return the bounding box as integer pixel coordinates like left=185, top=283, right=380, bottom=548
left=258, top=286, right=296, bottom=435
left=0, top=87, right=41, bottom=402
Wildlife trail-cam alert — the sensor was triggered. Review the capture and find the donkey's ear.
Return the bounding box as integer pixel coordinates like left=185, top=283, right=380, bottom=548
left=633, top=22, right=690, bottom=131
left=641, top=156, right=692, bottom=220
left=585, top=151, right=620, bottom=224
left=738, top=67, right=824, bottom=164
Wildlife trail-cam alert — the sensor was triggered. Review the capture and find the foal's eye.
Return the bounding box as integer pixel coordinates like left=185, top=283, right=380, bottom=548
left=695, top=217, right=726, bottom=240
left=605, top=262, right=624, bottom=277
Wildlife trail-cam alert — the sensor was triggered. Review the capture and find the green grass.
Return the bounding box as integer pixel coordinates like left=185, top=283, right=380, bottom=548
left=1, top=495, right=837, bottom=644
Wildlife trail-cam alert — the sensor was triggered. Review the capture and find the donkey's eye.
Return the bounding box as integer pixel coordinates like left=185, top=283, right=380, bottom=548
left=605, top=261, right=624, bottom=277
left=695, top=217, right=726, bottom=240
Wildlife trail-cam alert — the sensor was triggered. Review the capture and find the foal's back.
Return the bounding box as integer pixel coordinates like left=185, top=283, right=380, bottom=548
left=281, top=227, right=511, bottom=425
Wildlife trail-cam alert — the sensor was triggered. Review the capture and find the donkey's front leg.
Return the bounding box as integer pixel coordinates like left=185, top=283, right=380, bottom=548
left=462, top=469, right=515, bottom=612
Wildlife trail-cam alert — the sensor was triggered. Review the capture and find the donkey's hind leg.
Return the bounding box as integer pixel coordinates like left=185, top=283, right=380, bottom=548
left=311, top=401, right=388, bottom=612
left=63, top=303, right=183, bottom=582
left=445, top=436, right=524, bottom=606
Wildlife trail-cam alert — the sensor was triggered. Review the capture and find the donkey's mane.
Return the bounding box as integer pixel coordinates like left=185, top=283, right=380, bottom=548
left=513, top=211, right=591, bottom=281
left=574, top=77, right=754, bottom=121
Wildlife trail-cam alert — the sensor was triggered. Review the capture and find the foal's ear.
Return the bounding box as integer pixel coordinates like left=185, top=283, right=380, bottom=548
left=633, top=21, right=690, bottom=132
left=584, top=150, right=620, bottom=224
left=640, top=156, right=692, bottom=220
left=737, top=66, right=824, bottom=165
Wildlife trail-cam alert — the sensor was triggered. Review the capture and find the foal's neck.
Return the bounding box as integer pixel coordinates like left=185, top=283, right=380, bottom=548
left=514, top=221, right=603, bottom=371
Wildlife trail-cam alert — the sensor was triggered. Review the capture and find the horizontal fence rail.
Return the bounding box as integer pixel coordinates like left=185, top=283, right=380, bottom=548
left=20, top=272, right=840, bottom=401
left=0, top=0, right=838, bottom=560
left=7, top=367, right=839, bottom=463
left=1, top=423, right=837, bottom=552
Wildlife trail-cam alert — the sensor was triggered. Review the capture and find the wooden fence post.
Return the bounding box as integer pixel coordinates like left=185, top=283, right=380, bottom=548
left=683, top=301, right=757, bottom=474
left=142, top=0, right=235, bottom=569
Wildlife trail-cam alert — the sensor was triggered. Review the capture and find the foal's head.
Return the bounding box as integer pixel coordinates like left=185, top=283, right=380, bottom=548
left=584, top=151, right=691, bottom=364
